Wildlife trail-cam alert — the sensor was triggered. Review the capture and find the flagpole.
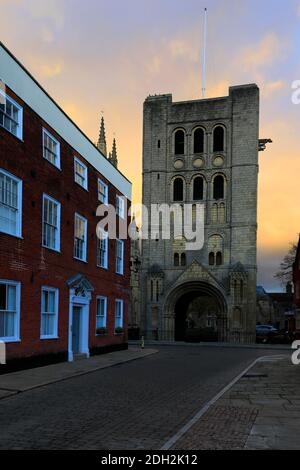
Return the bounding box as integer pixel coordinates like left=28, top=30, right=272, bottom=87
left=202, top=8, right=207, bottom=98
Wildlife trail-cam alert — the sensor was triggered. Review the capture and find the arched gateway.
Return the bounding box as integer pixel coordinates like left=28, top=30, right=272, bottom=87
left=163, top=281, right=228, bottom=342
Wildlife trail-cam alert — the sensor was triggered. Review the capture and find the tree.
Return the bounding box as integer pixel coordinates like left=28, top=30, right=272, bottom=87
left=274, top=242, right=298, bottom=285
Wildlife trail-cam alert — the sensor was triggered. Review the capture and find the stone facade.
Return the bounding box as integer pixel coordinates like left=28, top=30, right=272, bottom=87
left=139, top=85, right=260, bottom=343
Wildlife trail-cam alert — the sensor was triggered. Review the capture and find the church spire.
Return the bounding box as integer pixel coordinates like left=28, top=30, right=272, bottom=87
left=97, top=115, right=107, bottom=157
left=109, top=137, right=118, bottom=168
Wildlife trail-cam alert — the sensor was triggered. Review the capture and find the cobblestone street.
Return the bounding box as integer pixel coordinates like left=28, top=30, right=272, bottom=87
left=0, top=346, right=280, bottom=450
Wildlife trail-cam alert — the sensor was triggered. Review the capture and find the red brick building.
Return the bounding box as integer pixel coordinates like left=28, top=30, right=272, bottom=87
left=0, top=43, right=132, bottom=371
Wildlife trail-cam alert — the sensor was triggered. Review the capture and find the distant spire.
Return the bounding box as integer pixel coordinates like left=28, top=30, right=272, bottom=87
left=109, top=138, right=118, bottom=168
left=97, top=115, right=107, bottom=157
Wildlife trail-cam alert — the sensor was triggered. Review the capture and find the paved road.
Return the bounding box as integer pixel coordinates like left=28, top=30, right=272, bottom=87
left=0, top=346, right=278, bottom=450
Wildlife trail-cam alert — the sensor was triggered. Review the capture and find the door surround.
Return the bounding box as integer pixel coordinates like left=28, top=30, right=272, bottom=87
left=67, top=274, right=94, bottom=362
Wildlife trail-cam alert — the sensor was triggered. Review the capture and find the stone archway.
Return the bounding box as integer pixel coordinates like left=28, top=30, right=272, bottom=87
left=163, top=281, right=228, bottom=342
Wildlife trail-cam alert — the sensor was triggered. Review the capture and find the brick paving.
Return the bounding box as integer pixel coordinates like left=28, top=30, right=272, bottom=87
left=0, top=346, right=271, bottom=450
left=173, top=356, right=300, bottom=450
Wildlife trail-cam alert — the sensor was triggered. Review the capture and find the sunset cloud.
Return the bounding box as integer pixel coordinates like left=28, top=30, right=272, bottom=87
left=1, top=0, right=299, bottom=291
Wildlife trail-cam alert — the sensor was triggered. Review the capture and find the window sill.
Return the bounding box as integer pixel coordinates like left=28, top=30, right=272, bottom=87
left=97, top=265, right=108, bottom=271
left=0, top=125, right=23, bottom=143
left=43, top=157, right=62, bottom=172
left=42, top=245, right=61, bottom=254
left=40, top=336, right=59, bottom=341
left=74, top=181, right=89, bottom=192
left=0, top=338, right=21, bottom=343
left=74, top=257, right=88, bottom=264
left=0, top=230, right=23, bottom=240
left=96, top=334, right=107, bottom=337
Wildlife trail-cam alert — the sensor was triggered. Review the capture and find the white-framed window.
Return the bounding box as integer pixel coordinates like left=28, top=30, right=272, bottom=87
left=43, top=128, right=60, bottom=169
left=41, top=287, right=59, bottom=339
left=116, top=195, right=125, bottom=218
left=97, top=229, right=108, bottom=269
left=116, top=239, right=124, bottom=275
left=0, top=280, right=21, bottom=342
left=115, top=299, right=123, bottom=330
left=0, top=169, right=22, bottom=238
left=42, top=194, right=61, bottom=252
left=96, top=296, right=107, bottom=332
left=0, top=90, right=23, bottom=140
left=74, top=157, right=88, bottom=190
left=74, top=213, right=87, bottom=261
left=98, top=179, right=108, bottom=205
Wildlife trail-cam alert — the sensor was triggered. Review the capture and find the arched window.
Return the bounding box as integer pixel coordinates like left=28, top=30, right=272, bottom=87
left=194, top=128, right=204, bottom=154
left=173, top=177, right=184, bottom=202
left=216, top=251, right=223, bottom=266
left=193, top=176, right=204, bottom=201
left=209, top=252, right=215, bottom=266
left=174, top=253, right=180, bottom=266
left=208, top=235, right=224, bottom=267
left=181, top=253, right=186, bottom=266
left=219, top=203, right=226, bottom=223
left=213, top=175, right=225, bottom=200
left=213, top=126, right=225, bottom=152
left=174, top=130, right=185, bottom=155
left=211, top=203, right=218, bottom=224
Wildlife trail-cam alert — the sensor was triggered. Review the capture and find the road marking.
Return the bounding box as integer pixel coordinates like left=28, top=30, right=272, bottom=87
left=160, top=354, right=287, bottom=450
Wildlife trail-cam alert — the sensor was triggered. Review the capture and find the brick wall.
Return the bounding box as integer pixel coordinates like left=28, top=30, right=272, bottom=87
left=0, top=86, right=131, bottom=361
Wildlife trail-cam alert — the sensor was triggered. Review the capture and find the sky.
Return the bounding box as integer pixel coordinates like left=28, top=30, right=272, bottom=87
left=1, top=0, right=300, bottom=291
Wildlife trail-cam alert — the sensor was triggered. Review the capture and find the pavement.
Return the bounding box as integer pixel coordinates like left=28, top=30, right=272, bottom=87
left=0, top=344, right=298, bottom=450
left=169, top=355, right=300, bottom=450
left=129, top=340, right=291, bottom=351
left=0, top=347, right=158, bottom=399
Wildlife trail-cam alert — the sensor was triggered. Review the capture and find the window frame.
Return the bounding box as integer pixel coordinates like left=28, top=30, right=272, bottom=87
left=96, top=296, right=107, bottom=333
left=42, top=128, right=61, bottom=169
left=0, top=89, right=23, bottom=140
left=97, top=229, right=108, bottom=269
left=116, top=239, right=124, bottom=275
left=116, top=195, right=125, bottom=219
left=0, top=168, right=22, bottom=238
left=98, top=178, right=108, bottom=205
left=74, top=157, right=88, bottom=190
left=42, top=194, right=61, bottom=252
left=74, top=213, right=88, bottom=262
left=115, top=299, right=124, bottom=330
left=40, top=286, right=59, bottom=340
left=0, top=280, right=21, bottom=343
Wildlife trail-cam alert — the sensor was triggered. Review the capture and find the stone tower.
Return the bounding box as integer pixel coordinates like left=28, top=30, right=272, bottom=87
left=140, top=85, right=260, bottom=343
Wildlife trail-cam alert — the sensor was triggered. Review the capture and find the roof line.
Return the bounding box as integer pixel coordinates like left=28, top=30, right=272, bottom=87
left=0, top=41, right=131, bottom=185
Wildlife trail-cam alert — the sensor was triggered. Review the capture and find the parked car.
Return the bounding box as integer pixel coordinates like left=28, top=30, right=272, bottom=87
left=256, top=325, right=278, bottom=343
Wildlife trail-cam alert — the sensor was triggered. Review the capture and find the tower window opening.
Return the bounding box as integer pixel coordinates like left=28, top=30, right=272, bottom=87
left=173, top=178, right=184, bottom=202
left=213, top=126, right=225, bottom=152
left=174, top=130, right=185, bottom=155
left=193, top=176, right=204, bottom=201
left=194, top=128, right=204, bottom=154
left=213, top=175, right=225, bottom=200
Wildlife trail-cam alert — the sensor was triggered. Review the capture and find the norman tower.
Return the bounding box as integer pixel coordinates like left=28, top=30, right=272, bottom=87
left=140, top=85, right=260, bottom=343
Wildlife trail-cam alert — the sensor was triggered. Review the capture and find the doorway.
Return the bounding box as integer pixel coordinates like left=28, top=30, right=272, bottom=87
left=72, top=306, right=82, bottom=354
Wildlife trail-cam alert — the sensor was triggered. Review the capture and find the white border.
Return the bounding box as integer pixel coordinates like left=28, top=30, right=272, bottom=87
left=42, top=128, right=61, bottom=170
left=42, top=193, right=61, bottom=252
